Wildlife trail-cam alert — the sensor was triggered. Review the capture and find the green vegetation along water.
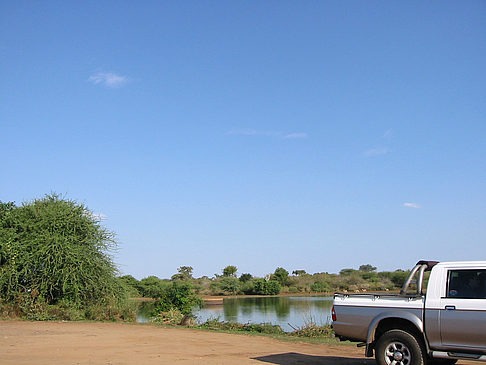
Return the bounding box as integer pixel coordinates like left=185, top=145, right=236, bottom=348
left=138, top=296, right=333, bottom=332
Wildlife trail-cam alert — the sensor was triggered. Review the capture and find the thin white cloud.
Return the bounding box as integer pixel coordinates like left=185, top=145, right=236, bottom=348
left=88, top=72, right=128, bottom=88
left=227, top=129, right=307, bottom=140
left=383, top=129, right=393, bottom=139
left=282, top=132, right=308, bottom=139
left=403, top=202, right=421, bottom=209
left=363, top=147, right=389, bottom=157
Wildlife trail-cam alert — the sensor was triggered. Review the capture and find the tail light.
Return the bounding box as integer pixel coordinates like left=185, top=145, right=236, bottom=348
left=331, top=306, right=336, bottom=321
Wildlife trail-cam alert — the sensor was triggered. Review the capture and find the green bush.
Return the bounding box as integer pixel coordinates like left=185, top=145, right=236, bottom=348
left=137, top=276, right=169, bottom=298
left=271, top=267, right=289, bottom=286
left=152, top=307, right=185, bottom=325
left=243, top=279, right=281, bottom=295
left=288, top=286, right=299, bottom=293
left=239, top=273, right=252, bottom=282
left=391, top=270, right=409, bottom=288
left=117, top=275, right=141, bottom=297
left=0, top=195, right=134, bottom=320
left=210, top=277, right=241, bottom=295
left=152, top=281, right=203, bottom=316
left=310, top=281, right=331, bottom=292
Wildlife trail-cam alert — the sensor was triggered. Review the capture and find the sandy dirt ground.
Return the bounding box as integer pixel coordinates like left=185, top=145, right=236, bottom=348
left=0, top=321, right=477, bottom=365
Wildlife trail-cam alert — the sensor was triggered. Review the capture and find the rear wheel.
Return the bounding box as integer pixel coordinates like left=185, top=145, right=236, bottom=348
left=375, top=329, right=426, bottom=365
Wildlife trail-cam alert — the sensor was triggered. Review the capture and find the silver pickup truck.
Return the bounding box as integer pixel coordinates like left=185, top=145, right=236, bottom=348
left=332, top=260, right=486, bottom=365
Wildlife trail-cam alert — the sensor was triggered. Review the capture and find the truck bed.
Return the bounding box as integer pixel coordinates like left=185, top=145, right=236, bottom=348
left=332, top=292, right=425, bottom=342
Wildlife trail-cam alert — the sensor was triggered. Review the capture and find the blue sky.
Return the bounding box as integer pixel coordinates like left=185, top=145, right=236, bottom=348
left=1, top=1, right=485, bottom=279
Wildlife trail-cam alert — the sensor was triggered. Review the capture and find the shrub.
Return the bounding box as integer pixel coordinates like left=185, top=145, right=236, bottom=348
left=288, top=286, right=299, bottom=294
left=152, top=307, right=185, bottom=325
left=265, top=280, right=281, bottom=295
left=239, top=273, right=252, bottom=282
left=0, top=195, right=134, bottom=320
left=243, top=279, right=281, bottom=295
left=391, top=270, right=409, bottom=288
left=210, top=277, right=241, bottom=295
left=137, top=276, right=169, bottom=298
left=117, top=275, right=141, bottom=297
left=310, top=281, right=331, bottom=292
left=152, top=281, right=203, bottom=316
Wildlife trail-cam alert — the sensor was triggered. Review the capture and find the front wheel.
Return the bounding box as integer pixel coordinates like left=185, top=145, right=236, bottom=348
left=375, top=329, right=426, bottom=365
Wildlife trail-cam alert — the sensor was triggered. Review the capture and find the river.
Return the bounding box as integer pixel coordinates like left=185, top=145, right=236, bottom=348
left=138, top=296, right=333, bottom=332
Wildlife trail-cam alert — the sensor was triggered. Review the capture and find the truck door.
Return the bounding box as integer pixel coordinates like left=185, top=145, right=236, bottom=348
left=439, top=269, right=486, bottom=351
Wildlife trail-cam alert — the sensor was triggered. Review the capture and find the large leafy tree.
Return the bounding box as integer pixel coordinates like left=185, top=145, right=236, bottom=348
left=0, top=194, right=124, bottom=306
left=222, top=265, right=237, bottom=277
left=272, top=267, right=289, bottom=286
left=171, top=266, right=193, bottom=281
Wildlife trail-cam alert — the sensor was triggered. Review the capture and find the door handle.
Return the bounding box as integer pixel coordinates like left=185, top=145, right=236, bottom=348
left=445, top=305, right=456, bottom=310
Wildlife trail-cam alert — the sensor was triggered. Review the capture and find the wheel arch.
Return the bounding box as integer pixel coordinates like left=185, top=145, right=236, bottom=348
left=366, top=311, right=427, bottom=357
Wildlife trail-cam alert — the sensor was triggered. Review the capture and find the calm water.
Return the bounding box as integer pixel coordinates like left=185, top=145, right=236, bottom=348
left=139, top=296, right=333, bottom=332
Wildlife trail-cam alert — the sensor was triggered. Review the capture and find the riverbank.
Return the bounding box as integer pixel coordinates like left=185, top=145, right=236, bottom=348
left=0, top=320, right=476, bottom=365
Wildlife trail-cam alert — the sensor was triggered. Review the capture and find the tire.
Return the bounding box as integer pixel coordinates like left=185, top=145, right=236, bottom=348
left=375, top=329, right=426, bottom=365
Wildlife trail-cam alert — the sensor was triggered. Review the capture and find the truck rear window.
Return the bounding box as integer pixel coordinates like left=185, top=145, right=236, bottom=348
left=447, top=270, right=486, bottom=299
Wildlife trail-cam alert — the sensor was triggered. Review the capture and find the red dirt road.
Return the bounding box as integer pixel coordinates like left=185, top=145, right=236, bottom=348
left=0, top=321, right=477, bottom=365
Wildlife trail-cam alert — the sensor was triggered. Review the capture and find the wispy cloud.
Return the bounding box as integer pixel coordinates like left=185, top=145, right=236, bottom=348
left=403, top=202, right=421, bottom=209
left=363, top=147, right=390, bottom=157
left=227, top=129, right=307, bottom=140
left=282, top=132, right=308, bottom=139
left=88, top=72, right=128, bottom=88
left=383, top=129, right=393, bottom=139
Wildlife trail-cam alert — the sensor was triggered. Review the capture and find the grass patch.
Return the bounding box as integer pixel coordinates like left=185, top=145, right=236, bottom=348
left=188, top=316, right=355, bottom=345
left=198, top=317, right=285, bottom=335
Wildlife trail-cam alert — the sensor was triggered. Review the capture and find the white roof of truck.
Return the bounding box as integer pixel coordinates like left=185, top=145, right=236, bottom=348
left=433, top=261, right=486, bottom=268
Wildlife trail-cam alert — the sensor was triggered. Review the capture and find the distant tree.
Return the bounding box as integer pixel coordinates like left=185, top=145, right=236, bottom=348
left=117, top=275, right=141, bottom=297
left=310, top=281, right=331, bottom=292
left=361, top=271, right=378, bottom=281
left=118, top=275, right=139, bottom=288
left=265, top=280, right=282, bottom=295
left=359, top=264, right=377, bottom=273
left=271, top=267, right=289, bottom=286
left=171, top=266, right=193, bottom=281
left=222, top=265, right=238, bottom=277
left=239, top=273, right=252, bottom=282
left=292, top=270, right=307, bottom=276
left=391, top=270, right=409, bottom=288
left=218, top=277, right=241, bottom=294
left=339, top=268, right=357, bottom=276
left=244, top=279, right=281, bottom=295
left=138, top=276, right=169, bottom=298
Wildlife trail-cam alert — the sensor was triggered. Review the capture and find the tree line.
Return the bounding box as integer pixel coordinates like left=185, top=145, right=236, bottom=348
left=120, top=263, right=410, bottom=299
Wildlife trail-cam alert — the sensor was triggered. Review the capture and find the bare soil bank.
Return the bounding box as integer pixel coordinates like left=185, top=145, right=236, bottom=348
left=0, top=321, right=476, bottom=365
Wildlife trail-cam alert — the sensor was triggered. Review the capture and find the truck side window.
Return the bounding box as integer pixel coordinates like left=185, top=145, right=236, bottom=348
left=447, top=270, right=486, bottom=299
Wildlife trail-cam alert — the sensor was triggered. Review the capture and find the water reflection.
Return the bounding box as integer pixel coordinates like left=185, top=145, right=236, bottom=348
left=137, top=296, right=334, bottom=332
left=137, top=301, right=156, bottom=322
left=195, top=296, right=333, bottom=332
